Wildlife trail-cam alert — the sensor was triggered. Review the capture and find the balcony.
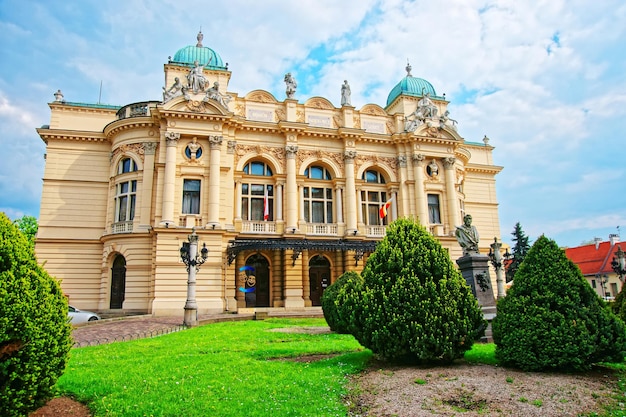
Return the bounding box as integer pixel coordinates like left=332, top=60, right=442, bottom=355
left=111, top=221, right=133, bottom=234
left=116, top=101, right=159, bottom=120
left=242, top=221, right=276, bottom=233
left=178, top=215, right=204, bottom=228
left=306, top=223, right=338, bottom=236
left=365, top=225, right=386, bottom=237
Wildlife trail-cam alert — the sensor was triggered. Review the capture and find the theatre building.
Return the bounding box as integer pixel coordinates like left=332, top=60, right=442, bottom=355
left=35, top=33, right=503, bottom=316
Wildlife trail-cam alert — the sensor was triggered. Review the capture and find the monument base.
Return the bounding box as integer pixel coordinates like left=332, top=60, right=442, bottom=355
left=456, top=254, right=496, bottom=309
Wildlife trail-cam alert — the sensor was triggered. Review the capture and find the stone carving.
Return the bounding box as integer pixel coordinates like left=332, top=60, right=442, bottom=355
left=234, top=145, right=285, bottom=171
left=111, top=143, right=146, bottom=163
left=344, top=150, right=357, bottom=160
left=208, top=135, right=223, bottom=148
left=247, top=91, right=276, bottom=103
left=165, top=131, right=180, bottom=146
left=284, top=73, right=297, bottom=99
left=439, top=110, right=458, bottom=131
left=285, top=144, right=299, bottom=157
left=397, top=155, right=407, bottom=168
left=455, top=214, right=480, bottom=255
left=418, top=92, right=438, bottom=119
left=275, top=108, right=286, bottom=121
left=187, top=138, right=201, bottom=159
left=185, top=100, right=209, bottom=113
left=341, top=80, right=351, bottom=106
left=204, top=82, right=232, bottom=108
left=187, top=60, right=209, bottom=93
left=227, top=140, right=236, bottom=154
left=412, top=153, right=425, bottom=164
left=296, top=149, right=344, bottom=172
left=353, top=114, right=360, bottom=129
left=142, top=142, right=158, bottom=155
left=360, top=105, right=386, bottom=116
left=443, top=157, right=456, bottom=169
left=308, top=98, right=334, bottom=109
left=427, top=159, right=439, bottom=177
left=162, top=77, right=185, bottom=102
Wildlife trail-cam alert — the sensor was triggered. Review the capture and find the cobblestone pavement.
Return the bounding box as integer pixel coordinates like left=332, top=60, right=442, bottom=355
left=71, top=310, right=323, bottom=347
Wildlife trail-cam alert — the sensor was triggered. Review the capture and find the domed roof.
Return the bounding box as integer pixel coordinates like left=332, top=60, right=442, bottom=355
left=386, top=63, right=439, bottom=107
left=171, top=31, right=227, bottom=70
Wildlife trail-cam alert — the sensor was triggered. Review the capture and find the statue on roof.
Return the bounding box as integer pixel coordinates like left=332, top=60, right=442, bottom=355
left=341, top=80, right=351, bottom=106
left=284, top=73, right=297, bottom=99
left=439, top=110, right=458, bottom=131
left=417, top=90, right=438, bottom=119
left=204, top=81, right=232, bottom=108
left=187, top=60, right=210, bottom=93
left=163, top=77, right=185, bottom=102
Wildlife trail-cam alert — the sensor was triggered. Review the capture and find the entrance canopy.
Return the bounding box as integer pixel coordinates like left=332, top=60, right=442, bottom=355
left=226, top=238, right=379, bottom=266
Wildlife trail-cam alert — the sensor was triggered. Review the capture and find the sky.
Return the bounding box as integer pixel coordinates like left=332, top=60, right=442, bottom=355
left=0, top=0, right=625, bottom=249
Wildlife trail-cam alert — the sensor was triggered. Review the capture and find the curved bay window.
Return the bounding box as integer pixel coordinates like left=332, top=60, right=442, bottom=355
left=112, top=157, right=138, bottom=233
left=361, top=169, right=389, bottom=226
left=303, top=166, right=333, bottom=224
left=242, top=161, right=274, bottom=222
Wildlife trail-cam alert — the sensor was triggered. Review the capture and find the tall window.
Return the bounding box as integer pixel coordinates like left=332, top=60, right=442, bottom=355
left=428, top=194, right=441, bottom=224
left=242, top=162, right=273, bottom=221
left=115, top=180, right=136, bottom=222
left=361, top=169, right=388, bottom=225
left=182, top=179, right=200, bottom=214
left=303, top=166, right=333, bottom=223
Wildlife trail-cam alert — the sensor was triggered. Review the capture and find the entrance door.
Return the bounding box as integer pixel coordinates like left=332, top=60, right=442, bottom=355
left=110, top=255, right=126, bottom=309
left=309, top=255, right=331, bottom=306
left=245, top=254, right=270, bottom=307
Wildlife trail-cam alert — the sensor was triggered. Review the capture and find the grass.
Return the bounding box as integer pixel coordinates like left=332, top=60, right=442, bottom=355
left=58, top=318, right=369, bottom=416
left=57, top=319, right=626, bottom=416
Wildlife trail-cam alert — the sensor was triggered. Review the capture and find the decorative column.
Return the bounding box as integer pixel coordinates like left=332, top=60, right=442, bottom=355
left=302, top=249, right=311, bottom=306
left=234, top=180, right=242, bottom=220
left=412, top=154, right=429, bottom=226
left=344, top=150, right=358, bottom=235
left=397, top=155, right=408, bottom=217
left=443, top=157, right=461, bottom=231
left=335, top=186, right=344, bottom=224
left=285, top=145, right=299, bottom=231
left=139, top=141, right=157, bottom=229
left=161, top=132, right=179, bottom=227
left=207, top=135, right=223, bottom=228
left=275, top=181, right=284, bottom=221
left=391, top=188, right=399, bottom=221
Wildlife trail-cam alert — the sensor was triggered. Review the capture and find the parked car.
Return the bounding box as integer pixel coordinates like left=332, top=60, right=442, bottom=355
left=68, top=305, right=100, bottom=325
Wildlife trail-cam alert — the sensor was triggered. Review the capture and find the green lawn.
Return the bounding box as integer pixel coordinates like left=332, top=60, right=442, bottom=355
left=58, top=318, right=626, bottom=416
left=59, top=318, right=370, bottom=416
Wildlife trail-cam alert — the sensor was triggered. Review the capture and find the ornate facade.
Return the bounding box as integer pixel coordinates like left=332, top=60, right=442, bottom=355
left=36, top=34, right=503, bottom=316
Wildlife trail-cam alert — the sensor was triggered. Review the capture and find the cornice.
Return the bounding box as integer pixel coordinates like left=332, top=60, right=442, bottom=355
left=37, top=128, right=108, bottom=144
left=104, top=118, right=158, bottom=138
left=466, top=164, right=504, bottom=174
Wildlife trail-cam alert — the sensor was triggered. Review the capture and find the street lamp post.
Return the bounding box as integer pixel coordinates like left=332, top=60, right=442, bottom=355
left=488, top=237, right=511, bottom=299
left=612, top=246, right=626, bottom=283
left=180, top=228, right=208, bottom=327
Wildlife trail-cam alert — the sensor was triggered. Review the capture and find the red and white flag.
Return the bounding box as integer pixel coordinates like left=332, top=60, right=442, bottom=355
left=379, top=197, right=392, bottom=219
left=263, top=189, right=269, bottom=221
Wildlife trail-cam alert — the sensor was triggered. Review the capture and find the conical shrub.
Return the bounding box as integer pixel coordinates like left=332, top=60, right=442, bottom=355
left=492, top=235, right=626, bottom=372
left=351, top=218, right=485, bottom=363
left=0, top=213, right=73, bottom=416
left=321, top=271, right=363, bottom=334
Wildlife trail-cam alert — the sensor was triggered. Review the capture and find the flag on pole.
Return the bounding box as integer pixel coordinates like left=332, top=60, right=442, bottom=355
left=379, top=197, right=392, bottom=219
left=263, top=188, right=269, bottom=221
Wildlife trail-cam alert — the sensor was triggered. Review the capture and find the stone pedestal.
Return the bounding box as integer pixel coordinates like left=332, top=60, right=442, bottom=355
left=456, top=254, right=496, bottom=314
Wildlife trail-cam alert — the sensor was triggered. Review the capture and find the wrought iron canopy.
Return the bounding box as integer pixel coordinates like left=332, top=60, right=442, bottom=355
left=226, top=238, right=379, bottom=265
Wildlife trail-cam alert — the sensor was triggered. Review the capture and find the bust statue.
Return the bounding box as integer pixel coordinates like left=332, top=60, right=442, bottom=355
left=455, top=214, right=480, bottom=255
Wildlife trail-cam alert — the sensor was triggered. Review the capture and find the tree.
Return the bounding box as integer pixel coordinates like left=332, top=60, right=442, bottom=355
left=13, top=215, right=38, bottom=245
left=0, top=212, right=72, bottom=416
left=492, top=235, right=626, bottom=372
left=505, top=222, right=531, bottom=282
left=321, top=271, right=363, bottom=334
left=350, top=218, right=485, bottom=363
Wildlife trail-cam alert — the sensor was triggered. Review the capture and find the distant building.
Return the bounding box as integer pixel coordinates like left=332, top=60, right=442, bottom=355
left=565, top=234, right=624, bottom=300
left=35, top=33, right=503, bottom=316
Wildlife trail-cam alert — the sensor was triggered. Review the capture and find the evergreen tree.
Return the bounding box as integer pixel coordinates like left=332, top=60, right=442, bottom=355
left=492, top=235, right=626, bottom=372
left=13, top=215, right=38, bottom=247
left=505, top=222, right=531, bottom=282
left=350, top=218, right=485, bottom=363
left=0, top=213, right=72, bottom=416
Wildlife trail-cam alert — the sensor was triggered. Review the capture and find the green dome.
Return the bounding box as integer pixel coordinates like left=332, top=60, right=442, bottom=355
left=171, top=32, right=227, bottom=70
left=386, top=63, right=439, bottom=106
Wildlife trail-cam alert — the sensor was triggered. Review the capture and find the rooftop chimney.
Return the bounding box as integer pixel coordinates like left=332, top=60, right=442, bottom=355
left=609, top=234, right=620, bottom=246
left=594, top=237, right=602, bottom=250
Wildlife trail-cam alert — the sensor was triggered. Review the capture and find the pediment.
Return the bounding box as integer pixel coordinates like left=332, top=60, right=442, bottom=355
left=245, top=90, right=278, bottom=103
left=359, top=104, right=387, bottom=117
left=162, top=95, right=228, bottom=115
left=305, top=97, right=334, bottom=110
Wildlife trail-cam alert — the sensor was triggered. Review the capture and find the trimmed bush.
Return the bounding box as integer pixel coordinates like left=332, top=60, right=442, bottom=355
left=492, top=235, right=626, bottom=372
left=0, top=213, right=73, bottom=416
left=321, top=271, right=363, bottom=334
left=351, top=218, right=485, bottom=363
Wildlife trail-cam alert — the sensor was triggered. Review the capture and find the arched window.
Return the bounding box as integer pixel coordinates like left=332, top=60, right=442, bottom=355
left=303, top=165, right=333, bottom=223
left=118, top=157, right=137, bottom=174
left=360, top=169, right=389, bottom=226
left=241, top=161, right=274, bottom=221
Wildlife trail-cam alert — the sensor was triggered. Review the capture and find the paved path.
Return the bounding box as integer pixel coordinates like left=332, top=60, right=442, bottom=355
left=72, top=310, right=323, bottom=347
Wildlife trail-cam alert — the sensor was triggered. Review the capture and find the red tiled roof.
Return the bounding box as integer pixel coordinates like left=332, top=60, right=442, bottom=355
left=565, top=242, right=622, bottom=276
